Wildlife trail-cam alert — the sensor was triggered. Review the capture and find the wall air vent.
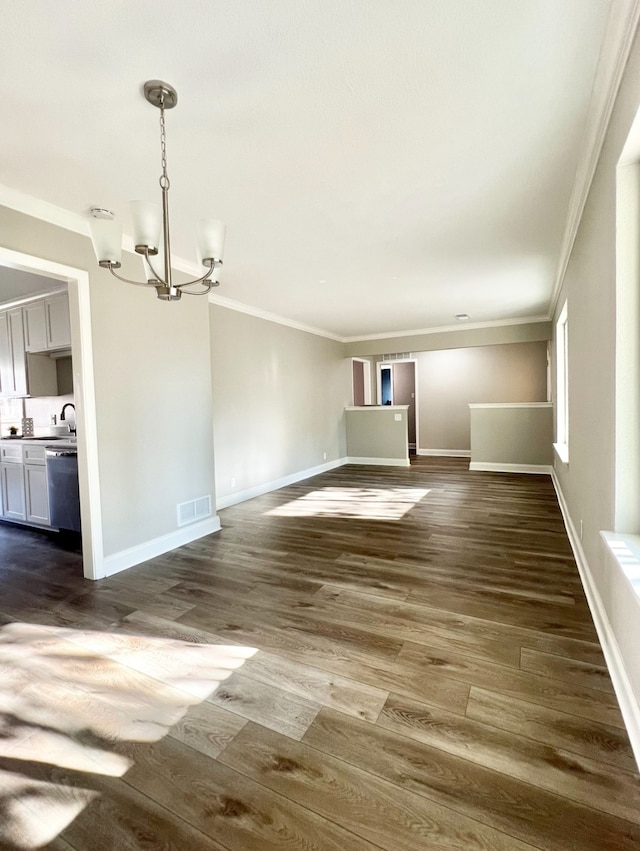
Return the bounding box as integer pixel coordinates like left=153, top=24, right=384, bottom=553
left=177, top=494, right=212, bottom=527
left=382, top=352, right=413, bottom=361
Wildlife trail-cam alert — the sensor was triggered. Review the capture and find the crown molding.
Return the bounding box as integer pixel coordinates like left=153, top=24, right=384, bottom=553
left=342, top=315, right=551, bottom=343
left=550, top=0, right=640, bottom=316
left=0, top=183, right=207, bottom=275
left=208, top=293, right=344, bottom=342
left=0, top=183, right=90, bottom=236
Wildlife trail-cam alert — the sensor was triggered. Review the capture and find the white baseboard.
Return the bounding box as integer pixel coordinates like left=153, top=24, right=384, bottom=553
left=469, top=462, right=553, bottom=474
left=551, top=470, right=640, bottom=770
left=216, top=457, right=348, bottom=510
left=346, top=456, right=411, bottom=467
left=417, top=448, right=471, bottom=457
left=102, top=515, right=222, bottom=578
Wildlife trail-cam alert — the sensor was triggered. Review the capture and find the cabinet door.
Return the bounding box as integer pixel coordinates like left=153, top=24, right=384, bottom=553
left=8, top=309, right=27, bottom=395
left=1, top=463, right=26, bottom=521
left=0, top=312, right=12, bottom=395
left=0, top=309, right=27, bottom=397
left=23, top=301, right=48, bottom=352
left=25, top=464, right=50, bottom=525
left=46, top=294, right=71, bottom=349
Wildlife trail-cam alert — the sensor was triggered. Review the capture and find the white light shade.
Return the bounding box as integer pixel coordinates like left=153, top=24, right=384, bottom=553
left=197, top=218, right=226, bottom=262
left=89, top=218, right=122, bottom=264
left=140, top=242, right=166, bottom=283
left=130, top=201, right=161, bottom=250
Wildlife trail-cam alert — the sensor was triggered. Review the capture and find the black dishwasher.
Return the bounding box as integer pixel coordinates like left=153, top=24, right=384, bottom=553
left=45, top=446, right=81, bottom=532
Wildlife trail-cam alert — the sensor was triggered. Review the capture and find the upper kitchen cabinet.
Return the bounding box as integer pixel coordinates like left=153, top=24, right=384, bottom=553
left=0, top=305, right=58, bottom=398
left=0, top=308, right=28, bottom=396
left=23, top=292, right=71, bottom=352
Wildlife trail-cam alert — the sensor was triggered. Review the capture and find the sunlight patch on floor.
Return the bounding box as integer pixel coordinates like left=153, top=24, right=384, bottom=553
left=0, top=621, right=257, bottom=849
left=265, top=487, right=431, bottom=520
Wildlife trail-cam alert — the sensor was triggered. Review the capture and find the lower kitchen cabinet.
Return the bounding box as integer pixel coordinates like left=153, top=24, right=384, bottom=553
left=0, top=443, right=51, bottom=527
left=1, top=462, right=26, bottom=521
left=25, top=463, right=50, bottom=525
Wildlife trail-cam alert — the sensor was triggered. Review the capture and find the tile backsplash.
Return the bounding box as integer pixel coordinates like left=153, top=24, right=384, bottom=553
left=0, top=394, right=75, bottom=437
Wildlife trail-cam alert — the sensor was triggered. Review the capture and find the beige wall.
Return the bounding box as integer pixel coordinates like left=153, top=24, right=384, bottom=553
left=345, top=407, right=409, bottom=463
left=469, top=404, right=553, bottom=466
left=551, top=29, right=640, bottom=738
left=0, top=206, right=217, bottom=557
left=415, top=341, right=548, bottom=451
left=210, top=305, right=351, bottom=503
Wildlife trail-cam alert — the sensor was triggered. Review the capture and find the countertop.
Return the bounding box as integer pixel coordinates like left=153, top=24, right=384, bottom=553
left=1, top=435, right=77, bottom=448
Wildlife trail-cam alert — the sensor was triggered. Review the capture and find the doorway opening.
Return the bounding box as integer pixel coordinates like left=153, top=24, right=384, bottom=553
left=376, top=358, right=418, bottom=454
left=0, top=247, right=103, bottom=580
left=351, top=358, right=372, bottom=406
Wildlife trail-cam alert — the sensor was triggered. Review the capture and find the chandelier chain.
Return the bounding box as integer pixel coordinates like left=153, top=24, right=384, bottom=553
left=159, top=97, right=170, bottom=190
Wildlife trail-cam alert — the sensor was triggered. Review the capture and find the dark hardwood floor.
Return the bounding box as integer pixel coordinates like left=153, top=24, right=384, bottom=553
left=0, top=457, right=638, bottom=850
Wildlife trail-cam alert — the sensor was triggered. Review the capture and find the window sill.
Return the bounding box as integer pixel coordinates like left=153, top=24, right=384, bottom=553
left=553, top=442, right=569, bottom=464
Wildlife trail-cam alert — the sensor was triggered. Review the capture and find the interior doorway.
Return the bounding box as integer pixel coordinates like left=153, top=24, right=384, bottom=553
left=376, top=359, right=418, bottom=453
left=351, top=358, right=372, bottom=406
left=0, top=247, right=103, bottom=580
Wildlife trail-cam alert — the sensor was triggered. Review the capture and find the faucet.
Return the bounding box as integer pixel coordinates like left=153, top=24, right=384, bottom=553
left=60, top=403, right=76, bottom=434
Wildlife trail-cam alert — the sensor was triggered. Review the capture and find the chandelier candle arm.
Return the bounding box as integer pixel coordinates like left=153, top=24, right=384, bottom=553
left=88, top=79, right=227, bottom=302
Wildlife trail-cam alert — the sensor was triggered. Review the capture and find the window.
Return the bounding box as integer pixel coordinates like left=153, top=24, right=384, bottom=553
left=554, top=300, right=569, bottom=462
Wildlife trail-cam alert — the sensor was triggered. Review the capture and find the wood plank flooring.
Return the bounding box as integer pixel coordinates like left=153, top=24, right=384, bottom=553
left=0, top=457, right=638, bottom=850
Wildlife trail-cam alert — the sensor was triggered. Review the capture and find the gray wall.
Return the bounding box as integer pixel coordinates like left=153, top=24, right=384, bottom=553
left=416, top=341, right=548, bottom=452
left=210, top=305, right=351, bottom=503
left=0, top=206, right=217, bottom=557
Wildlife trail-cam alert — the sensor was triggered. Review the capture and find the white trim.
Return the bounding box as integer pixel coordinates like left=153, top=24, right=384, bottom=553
left=0, top=184, right=90, bottom=238
left=344, top=404, right=409, bottom=411
left=217, top=458, right=347, bottom=509
left=417, top=448, right=471, bottom=458
left=550, top=0, right=640, bottom=316
left=553, top=442, right=570, bottom=464
left=555, top=301, right=569, bottom=451
left=468, top=402, right=552, bottom=409
left=0, top=183, right=214, bottom=281
left=469, top=462, right=553, bottom=475
left=344, top=315, right=551, bottom=343
left=346, top=456, right=410, bottom=467
left=209, top=293, right=343, bottom=342
left=103, top=515, right=222, bottom=577
left=0, top=286, right=68, bottom=311
left=551, top=471, right=640, bottom=770
left=0, top=247, right=104, bottom=581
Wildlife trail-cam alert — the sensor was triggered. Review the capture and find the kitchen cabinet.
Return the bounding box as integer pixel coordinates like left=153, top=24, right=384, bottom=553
left=0, top=305, right=58, bottom=398
left=25, top=462, right=50, bottom=525
left=1, top=461, right=27, bottom=522
left=0, top=442, right=51, bottom=527
left=23, top=292, right=71, bottom=352
left=0, top=308, right=28, bottom=396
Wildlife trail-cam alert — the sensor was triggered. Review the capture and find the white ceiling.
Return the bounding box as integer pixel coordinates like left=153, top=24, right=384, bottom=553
left=0, top=0, right=618, bottom=338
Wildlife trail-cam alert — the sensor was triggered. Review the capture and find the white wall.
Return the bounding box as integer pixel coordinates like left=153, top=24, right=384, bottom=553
left=210, top=304, right=351, bottom=506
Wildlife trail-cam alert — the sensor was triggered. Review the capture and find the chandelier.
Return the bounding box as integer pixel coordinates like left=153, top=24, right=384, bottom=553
left=88, top=80, right=226, bottom=302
